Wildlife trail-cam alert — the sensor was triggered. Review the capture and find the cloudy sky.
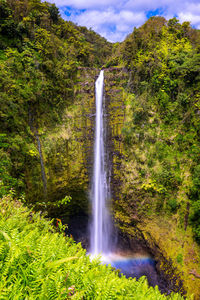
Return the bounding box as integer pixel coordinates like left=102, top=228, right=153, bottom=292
left=48, top=0, right=200, bottom=42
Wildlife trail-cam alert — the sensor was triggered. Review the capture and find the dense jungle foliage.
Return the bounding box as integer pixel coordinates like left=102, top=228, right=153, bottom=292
left=0, top=0, right=112, bottom=201
left=107, top=16, right=200, bottom=243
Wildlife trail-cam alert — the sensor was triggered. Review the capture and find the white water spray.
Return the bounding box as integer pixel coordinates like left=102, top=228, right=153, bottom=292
left=90, top=70, right=111, bottom=255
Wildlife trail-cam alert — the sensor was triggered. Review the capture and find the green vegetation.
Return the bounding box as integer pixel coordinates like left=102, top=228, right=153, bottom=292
left=101, top=17, right=200, bottom=299
left=1, top=0, right=200, bottom=298
left=110, top=16, right=200, bottom=243
left=0, top=195, right=184, bottom=299
left=103, top=18, right=200, bottom=298
left=0, top=0, right=112, bottom=208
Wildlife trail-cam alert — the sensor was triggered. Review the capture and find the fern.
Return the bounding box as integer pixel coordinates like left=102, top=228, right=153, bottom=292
left=0, top=195, right=186, bottom=299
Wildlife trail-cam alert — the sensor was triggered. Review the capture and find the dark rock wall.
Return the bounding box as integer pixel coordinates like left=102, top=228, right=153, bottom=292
left=25, top=68, right=99, bottom=218
left=104, top=68, right=128, bottom=206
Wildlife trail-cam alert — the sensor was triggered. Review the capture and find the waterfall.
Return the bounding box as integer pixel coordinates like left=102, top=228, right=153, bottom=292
left=90, top=70, right=111, bottom=255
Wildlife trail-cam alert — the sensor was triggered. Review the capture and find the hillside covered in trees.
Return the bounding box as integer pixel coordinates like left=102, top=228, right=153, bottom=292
left=0, top=0, right=112, bottom=201
left=0, top=0, right=200, bottom=299
left=108, top=17, right=200, bottom=298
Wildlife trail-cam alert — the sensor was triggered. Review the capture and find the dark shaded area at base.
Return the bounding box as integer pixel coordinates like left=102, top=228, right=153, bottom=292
left=112, top=257, right=169, bottom=294
left=66, top=214, right=90, bottom=247
left=65, top=215, right=176, bottom=296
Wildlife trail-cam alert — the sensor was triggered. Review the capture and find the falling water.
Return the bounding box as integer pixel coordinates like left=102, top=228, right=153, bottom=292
left=90, top=70, right=111, bottom=255
left=83, top=71, right=170, bottom=294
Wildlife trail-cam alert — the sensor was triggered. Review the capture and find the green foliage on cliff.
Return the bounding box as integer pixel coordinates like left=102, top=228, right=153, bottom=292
left=0, top=195, right=184, bottom=299
left=111, top=17, right=200, bottom=243
left=0, top=0, right=112, bottom=205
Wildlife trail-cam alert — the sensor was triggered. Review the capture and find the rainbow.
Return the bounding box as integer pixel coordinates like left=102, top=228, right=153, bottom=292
left=90, top=252, right=156, bottom=278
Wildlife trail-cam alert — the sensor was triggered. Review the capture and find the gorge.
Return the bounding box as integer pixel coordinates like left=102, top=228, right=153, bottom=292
left=76, top=69, right=182, bottom=295
left=1, top=0, right=200, bottom=298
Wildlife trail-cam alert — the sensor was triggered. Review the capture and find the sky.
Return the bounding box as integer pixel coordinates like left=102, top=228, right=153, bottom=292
left=47, top=0, right=200, bottom=42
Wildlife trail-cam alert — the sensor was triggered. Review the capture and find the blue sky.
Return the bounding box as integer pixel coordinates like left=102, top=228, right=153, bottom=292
left=48, top=0, right=200, bottom=42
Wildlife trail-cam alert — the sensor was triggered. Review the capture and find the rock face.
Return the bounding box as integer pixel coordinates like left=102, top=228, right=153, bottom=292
left=25, top=67, right=128, bottom=220
left=25, top=68, right=99, bottom=218
left=104, top=68, right=128, bottom=206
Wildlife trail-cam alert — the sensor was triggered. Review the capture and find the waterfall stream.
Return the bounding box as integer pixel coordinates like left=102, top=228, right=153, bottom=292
left=90, top=70, right=111, bottom=255
left=88, top=71, right=163, bottom=291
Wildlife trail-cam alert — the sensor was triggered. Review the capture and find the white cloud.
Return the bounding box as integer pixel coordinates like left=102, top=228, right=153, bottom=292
left=177, top=2, right=200, bottom=29
left=71, top=9, right=145, bottom=28
left=116, top=23, right=130, bottom=32
left=185, top=2, right=200, bottom=15
left=47, top=0, right=200, bottom=42
left=48, top=0, right=120, bottom=9
left=67, top=8, right=146, bottom=42
left=125, top=0, right=164, bottom=11
left=178, top=12, right=200, bottom=27
left=99, top=30, right=128, bottom=43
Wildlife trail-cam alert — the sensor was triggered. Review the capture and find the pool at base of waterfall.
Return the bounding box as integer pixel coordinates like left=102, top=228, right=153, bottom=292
left=65, top=215, right=177, bottom=295
left=90, top=252, right=170, bottom=294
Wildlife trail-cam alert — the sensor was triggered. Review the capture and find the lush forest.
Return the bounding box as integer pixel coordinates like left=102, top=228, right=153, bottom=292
left=0, top=0, right=111, bottom=201
left=1, top=0, right=200, bottom=299
left=108, top=17, right=200, bottom=297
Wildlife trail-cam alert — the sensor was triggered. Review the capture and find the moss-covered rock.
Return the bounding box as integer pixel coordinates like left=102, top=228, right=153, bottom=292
left=25, top=68, right=99, bottom=218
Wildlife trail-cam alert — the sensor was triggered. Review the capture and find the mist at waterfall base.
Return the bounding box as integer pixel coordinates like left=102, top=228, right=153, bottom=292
left=88, top=70, right=164, bottom=291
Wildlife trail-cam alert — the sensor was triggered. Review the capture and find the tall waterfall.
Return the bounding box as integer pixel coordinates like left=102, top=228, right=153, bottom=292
left=90, top=70, right=111, bottom=255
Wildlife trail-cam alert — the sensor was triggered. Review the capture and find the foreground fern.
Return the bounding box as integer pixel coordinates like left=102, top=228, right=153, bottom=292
left=0, top=196, right=184, bottom=299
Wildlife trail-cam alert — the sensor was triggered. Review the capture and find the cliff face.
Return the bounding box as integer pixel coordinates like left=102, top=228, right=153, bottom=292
left=25, top=68, right=98, bottom=217
left=104, top=68, right=128, bottom=206
left=105, top=68, right=200, bottom=299
left=25, top=67, right=128, bottom=217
